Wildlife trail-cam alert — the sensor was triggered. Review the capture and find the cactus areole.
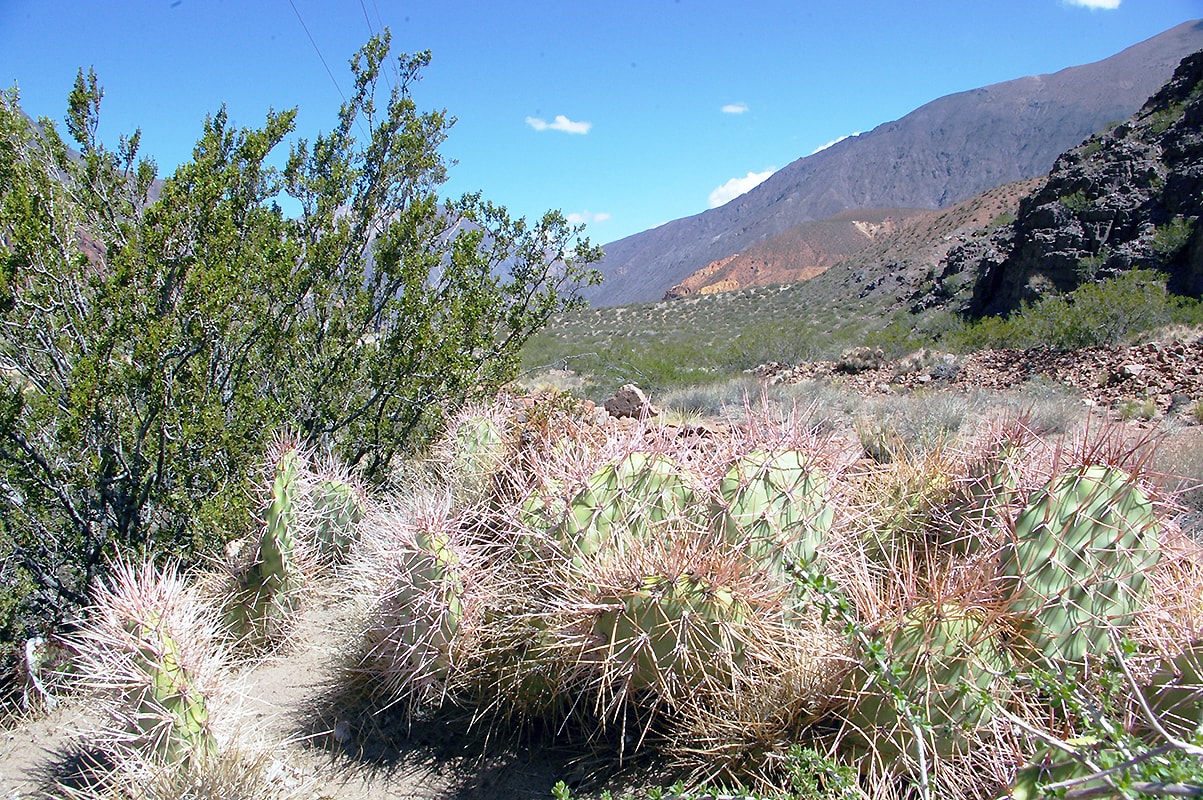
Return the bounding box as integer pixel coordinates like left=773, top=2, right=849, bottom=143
left=1001, top=465, right=1161, bottom=666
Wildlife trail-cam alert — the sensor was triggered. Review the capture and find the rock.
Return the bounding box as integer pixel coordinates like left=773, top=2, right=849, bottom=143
left=1123, top=363, right=1147, bottom=377
left=604, top=384, right=660, bottom=419
left=964, top=50, right=1203, bottom=318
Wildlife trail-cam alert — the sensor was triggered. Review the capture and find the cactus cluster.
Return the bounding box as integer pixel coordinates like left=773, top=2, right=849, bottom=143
left=224, top=445, right=306, bottom=646
left=223, top=444, right=367, bottom=648
left=348, top=429, right=845, bottom=749
left=54, top=392, right=1195, bottom=797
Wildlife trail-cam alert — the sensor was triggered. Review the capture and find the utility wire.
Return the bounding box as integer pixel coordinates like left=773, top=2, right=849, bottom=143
left=287, top=0, right=373, bottom=141
left=358, top=0, right=396, bottom=92
left=287, top=0, right=347, bottom=107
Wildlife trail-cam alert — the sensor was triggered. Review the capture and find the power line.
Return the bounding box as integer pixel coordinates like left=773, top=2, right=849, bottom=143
left=287, top=0, right=347, bottom=107
left=358, top=0, right=396, bottom=92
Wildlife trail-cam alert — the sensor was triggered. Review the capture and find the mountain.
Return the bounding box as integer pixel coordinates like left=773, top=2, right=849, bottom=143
left=587, top=20, right=1203, bottom=307
left=955, top=47, right=1203, bottom=317
left=663, top=208, right=932, bottom=299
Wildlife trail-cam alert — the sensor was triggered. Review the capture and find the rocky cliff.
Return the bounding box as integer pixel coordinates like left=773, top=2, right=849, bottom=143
left=961, top=48, right=1203, bottom=317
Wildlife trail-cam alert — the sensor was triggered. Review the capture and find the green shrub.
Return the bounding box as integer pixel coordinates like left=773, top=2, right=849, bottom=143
left=0, top=35, right=599, bottom=651
left=1152, top=216, right=1196, bottom=258
left=947, top=269, right=1196, bottom=352
left=1117, top=397, right=1157, bottom=421
left=1059, top=188, right=1092, bottom=213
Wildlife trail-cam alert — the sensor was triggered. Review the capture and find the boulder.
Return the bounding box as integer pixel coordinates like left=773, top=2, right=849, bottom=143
left=603, top=384, right=660, bottom=419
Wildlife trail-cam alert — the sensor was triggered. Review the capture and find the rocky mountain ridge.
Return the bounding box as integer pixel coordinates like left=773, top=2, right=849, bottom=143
left=587, top=20, right=1203, bottom=308
left=949, top=48, right=1203, bottom=317
left=664, top=208, right=930, bottom=299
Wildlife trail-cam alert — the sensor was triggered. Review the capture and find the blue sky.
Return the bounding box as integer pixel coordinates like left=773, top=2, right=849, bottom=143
left=1, top=1, right=1199, bottom=244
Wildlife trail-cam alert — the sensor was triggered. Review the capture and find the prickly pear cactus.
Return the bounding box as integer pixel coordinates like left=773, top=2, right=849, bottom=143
left=1142, top=640, right=1203, bottom=739
left=311, top=477, right=364, bottom=562
left=360, top=522, right=467, bottom=710
left=447, top=413, right=507, bottom=504
left=943, top=439, right=1024, bottom=555
left=593, top=570, right=749, bottom=696
left=560, top=453, right=696, bottom=560
left=1000, top=464, right=1161, bottom=667
left=844, top=604, right=1007, bottom=763
left=129, top=611, right=218, bottom=762
left=713, top=450, right=834, bottom=570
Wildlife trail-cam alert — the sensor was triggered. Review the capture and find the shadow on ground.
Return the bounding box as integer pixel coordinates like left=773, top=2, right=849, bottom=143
left=291, top=667, right=666, bottom=800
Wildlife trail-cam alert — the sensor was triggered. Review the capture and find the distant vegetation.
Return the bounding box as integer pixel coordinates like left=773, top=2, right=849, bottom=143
left=523, top=268, right=1203, bottom=399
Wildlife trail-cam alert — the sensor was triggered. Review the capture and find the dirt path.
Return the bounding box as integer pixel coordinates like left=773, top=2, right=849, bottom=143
left=0, top=593, right=575, bottom=800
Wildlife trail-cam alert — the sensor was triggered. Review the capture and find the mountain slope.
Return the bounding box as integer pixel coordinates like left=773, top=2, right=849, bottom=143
left=588, top=19, right=1203, bottom=307
left=664, top=208, right=932, bottom=299
left=956, top=47, right=1203, bottom=317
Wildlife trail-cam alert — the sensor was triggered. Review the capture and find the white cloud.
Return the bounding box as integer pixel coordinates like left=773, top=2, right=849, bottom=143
left=1064, top=0, right=1120, bottom=8
left=566, top=210, right=612, bottom=226
left=708, top=169, right=775, bottom=208
left=525, top=114, right=592, bottom=134
left=811, top=132, right=861, bottom=155
left=721, top=102, right=749, bottom=114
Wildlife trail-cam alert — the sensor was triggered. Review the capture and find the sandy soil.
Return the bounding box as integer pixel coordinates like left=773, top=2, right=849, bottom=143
left=0, top=593, right=601, bottom=800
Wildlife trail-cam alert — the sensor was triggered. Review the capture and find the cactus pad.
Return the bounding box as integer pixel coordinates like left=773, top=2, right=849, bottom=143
left=845, top=604, right=1007, bottom=762
left=1000, top=464, right=1161, bottom=666
left=714, top=450, right=834, bottom=570
left=561, top=453, right=696, bottom=559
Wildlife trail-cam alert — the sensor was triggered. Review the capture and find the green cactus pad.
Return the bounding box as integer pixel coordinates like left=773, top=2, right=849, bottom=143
left=129, top=612, right=217, bottom=762
left=714, top=450, right=834, bottom=570
left=593, top=572, right=748, bottom=695
left=844, top=605, right=1007, bottom=762
left=312, top=478, right=364, bottom=561
left=1000, top=465, right=1161, bottom=666
left=1142, top=640, right=1203, bottom=739
left=561, top=453, right=696, bottom=560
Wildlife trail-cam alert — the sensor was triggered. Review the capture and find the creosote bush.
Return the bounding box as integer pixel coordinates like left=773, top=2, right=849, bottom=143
left=0, top=31, right=600, bottom=655
left=945, top=269, right=1203, bottom=352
